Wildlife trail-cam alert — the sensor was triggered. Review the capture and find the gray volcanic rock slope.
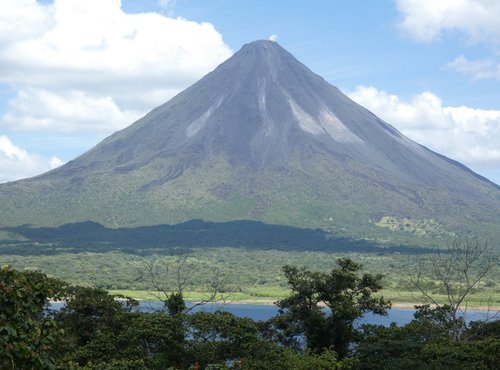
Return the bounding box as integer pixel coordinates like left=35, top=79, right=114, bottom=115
left=1, top=40, right=499, bottom=243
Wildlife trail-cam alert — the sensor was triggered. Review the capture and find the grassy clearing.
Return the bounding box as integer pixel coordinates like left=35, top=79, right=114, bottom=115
left=109, top=290, right=283, bottom=303
left=109, top=287, right=500, bottom=308
left=376, top=289, right=500, bottom=308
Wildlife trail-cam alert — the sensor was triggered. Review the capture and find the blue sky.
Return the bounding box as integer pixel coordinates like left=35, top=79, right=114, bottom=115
left=1, top=0, right=500, bottom=184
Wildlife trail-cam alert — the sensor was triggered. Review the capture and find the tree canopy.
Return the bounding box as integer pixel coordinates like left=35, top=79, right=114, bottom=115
left=270, top=258, right=390, bottom=358
left=1, top=264, right=498, bottom=369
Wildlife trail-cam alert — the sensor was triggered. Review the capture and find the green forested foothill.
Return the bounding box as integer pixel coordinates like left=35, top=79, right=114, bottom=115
left=2, top=263, right=499, bottom=369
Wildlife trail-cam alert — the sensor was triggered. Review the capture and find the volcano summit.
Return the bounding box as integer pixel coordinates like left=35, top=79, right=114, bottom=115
left=1, top=40, right=499, bottom=244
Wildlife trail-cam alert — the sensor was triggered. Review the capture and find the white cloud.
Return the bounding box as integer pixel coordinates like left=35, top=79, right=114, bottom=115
left=395, top=0, right=500, bottom=44
left=0, top=0, right=230, bottom=87
left=0, top=135, right=63, bottom=183
left=0, top=0, right=53, bottom=44
left=269, top=34, right=278, bottom=42
left=0, top=0, right=232, bottom=181
left=158, top=0, right=177, bottom=11
left=347, top=86, right=500, bottom=169
left=447, top=55, right=500, bottom=80
left=2, top=88, right=141, bottom=132
left=0, top=0, right=232, bottom=133
left=395, top=1, right=500, bottom=82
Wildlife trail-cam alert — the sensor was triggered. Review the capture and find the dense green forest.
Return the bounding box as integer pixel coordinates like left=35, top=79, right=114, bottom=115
left=2, top=261, right=499, bottom=369
left=1, top=244, right=498, bottom=306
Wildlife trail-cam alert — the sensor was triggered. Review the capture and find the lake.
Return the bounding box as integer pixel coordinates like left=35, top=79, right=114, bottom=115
left=49, top=300, right=495, bottom=326
left=132, top=301, right=495, bottom=326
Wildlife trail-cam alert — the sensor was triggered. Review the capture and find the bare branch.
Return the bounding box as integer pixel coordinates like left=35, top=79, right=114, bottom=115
left=135, top=250, right=229, bottom=315
left=405, top=236, right=496, bottom=341
left=186, top=266, right=230, bottom=313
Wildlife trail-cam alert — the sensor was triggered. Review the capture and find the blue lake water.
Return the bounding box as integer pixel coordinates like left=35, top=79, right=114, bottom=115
left=126, top=301, right=495, bottom=326
left=49, top=300, right=495, bottom=326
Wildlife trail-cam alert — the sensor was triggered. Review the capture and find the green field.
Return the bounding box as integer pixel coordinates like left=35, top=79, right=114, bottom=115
left=2, top=245, right=499, bottom=307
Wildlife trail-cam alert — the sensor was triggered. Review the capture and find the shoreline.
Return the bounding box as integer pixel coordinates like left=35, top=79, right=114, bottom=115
left=49, top=296, right=500, bottom=312
left=159, top=298, right=500, bottom=312
left=389, top=302, right=500, bottom=311
left=189, top=299, right=500, bottom=312
left=106, top=291, right=500, bottom=312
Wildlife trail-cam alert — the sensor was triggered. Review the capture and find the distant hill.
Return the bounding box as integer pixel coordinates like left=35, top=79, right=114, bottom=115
left=1, top=40, right=499, bottom=245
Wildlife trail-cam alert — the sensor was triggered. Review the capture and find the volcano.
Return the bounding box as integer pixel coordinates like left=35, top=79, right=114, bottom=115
left=1, top=40, right=499, bottom=244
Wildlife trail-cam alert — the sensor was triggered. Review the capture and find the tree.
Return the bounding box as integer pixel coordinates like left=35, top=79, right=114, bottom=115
left=354, top=322, right=427, bottom=369
left=137, top=252, right=230, bottom=315
left=52, top=286, right=139, bottom=366
left=186, top=311, right=259, bottom=367
left=406, top=236, right=498, bottom=341
left=270, top=258, right=390, bottom=358
left=52, top=286, right=188, bottom=369
left=355, top=319, right=500, bottom=370
left=0, top=266, right=65, bottom=370
left=186, top=311, right=355, bottom=369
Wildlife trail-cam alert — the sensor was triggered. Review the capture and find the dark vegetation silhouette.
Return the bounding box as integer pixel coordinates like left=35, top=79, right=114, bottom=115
left=0, top=220, right=440, bottom=257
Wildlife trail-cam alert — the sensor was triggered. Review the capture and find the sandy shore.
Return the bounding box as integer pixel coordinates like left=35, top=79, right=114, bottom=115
left=208, top=299, right=500, bottom=311
left=49, top=295, right=500, bottom=312
left=390, top=302, right=500, bottom=311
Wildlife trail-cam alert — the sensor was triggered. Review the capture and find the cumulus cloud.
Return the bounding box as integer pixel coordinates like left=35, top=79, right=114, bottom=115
left=0, top=135, right=63, bottom=183
left=269, top=34, right=278, bottom=42
left=395, top=0, right=500, bottom=44
left=0, top=0, right=232, bottom=133
left=347, top=86, right=500, bottom=169
left=2, top=88, right=142, bottom=132
left=395, top=1, right=500, bottom=83
left=0, top=0, right=232, bottom=181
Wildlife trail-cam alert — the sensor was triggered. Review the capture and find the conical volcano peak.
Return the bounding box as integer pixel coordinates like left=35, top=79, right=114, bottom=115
left=219, top=39, right=302, bottom=79
left=55, top=39, right=491, bottom=177
left=239, top=39, right=286, bottom=54
left=1, top=40, right=498, bottom=244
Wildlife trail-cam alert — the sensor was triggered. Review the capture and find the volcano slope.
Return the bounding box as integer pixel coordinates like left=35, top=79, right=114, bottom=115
left=1, top=40, right=499, bottom=246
